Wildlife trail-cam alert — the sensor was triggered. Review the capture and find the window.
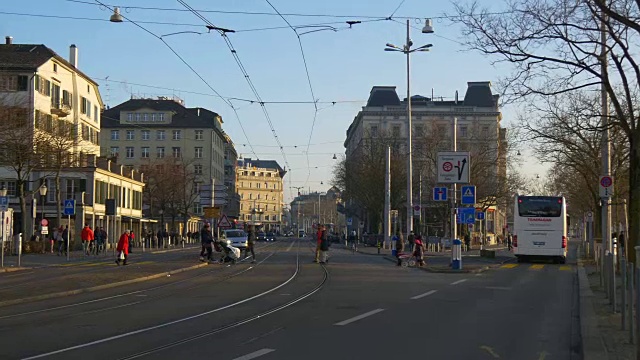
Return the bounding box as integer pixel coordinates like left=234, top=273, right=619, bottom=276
left=141, top=147, right=149, bottom=158
left=62, top=90, right=72, bottom=106
left=94, top=106, right=98, bottom=122
left=482, top=126, right=489, bottom=136
left=65, top=179, right=79, bottom=199
left=159, top=113, right=164, bottom=122
left=151, top=113, right=156, bottom=122
left=87, top=85, right=90, bottom=93
left=392, top=125, right=401, bottom=137
left=126, top=130, right=135, bottom=141
left=172, top=130, right=181, bottom=140
left=126, top=147, right=134, bottom=158
left=0, top=180, right=17, bottom=196
left=53, top=63, right=58, bottom=73
left=127, top=113, right=133, bottom=122
left=135, top=113, right=141, bottom=122
left=195, top=147, right=203, bottom=158
left=370, top=125, right=379, bottom=137
left=110, top=147, right=119, bottom=157
left=195, top=130, right=203, bottom=140
left=172, top=147, right=181, bottom=158
left=143, top=113, right=148, bottom=122
left=142, top=130, right=150, bottom=140
left=156, top=147, right=165, bottom=158
left=192, top=203, right=203, bottom=215
left=517, top=197, right=563, bottom=217
left=87, top=101, right=92, bottom=118
left=157, top=130, right=165, bottom=140
left=459, top=126, right=468, bottom=138
left=34, top=76, right=51, bottom=96
left=110, top=130, right=119, bottom=140
left=80, top=97, right=87, bottom=114
left=50, top=83, right=61, bottom=107
left=194, top=164, right=203, bottom=175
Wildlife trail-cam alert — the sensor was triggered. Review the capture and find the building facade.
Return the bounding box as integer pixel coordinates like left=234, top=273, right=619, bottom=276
left=343, top=81, right=507, bottom=241
left=100, top=97, right=227, bottom=232
left=236, top=158, right=286, bottom=232
left=223, top=132, right=240, bottom=220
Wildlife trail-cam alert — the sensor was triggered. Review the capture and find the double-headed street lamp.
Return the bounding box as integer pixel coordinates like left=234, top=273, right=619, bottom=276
left=385, top=19, right=434, bottom=236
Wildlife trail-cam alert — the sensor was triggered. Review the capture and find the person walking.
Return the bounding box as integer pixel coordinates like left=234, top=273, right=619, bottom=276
left=246, top=225, right=256, bottom=263
left=199, top=223, right=214, bottom=262
left=319, top=226, right=330, bottom=264
left=81, top=224, right=94, bottom=256
left=507, top=233, right=513, bottom=251
left=57, top=226, right=67, bottom=256
left=414, top=235, right=426, bottom=267
left=129, top=231, right=135, bottom=253
left=115, top=229, right=130, bottom=266
left=315, top=225, right=323, bottom=263
left=395, top=231, right=405, bottom=266
left=407, top=231, right=415, bottom=253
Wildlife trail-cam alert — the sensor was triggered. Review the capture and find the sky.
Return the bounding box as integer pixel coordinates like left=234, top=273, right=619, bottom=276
left=0, top=0, right=549, bottom=203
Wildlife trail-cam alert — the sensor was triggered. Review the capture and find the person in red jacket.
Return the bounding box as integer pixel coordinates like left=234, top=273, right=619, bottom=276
left=81, top=224, right=95, bottom=256
left=115, top=229, right=130, bottom=266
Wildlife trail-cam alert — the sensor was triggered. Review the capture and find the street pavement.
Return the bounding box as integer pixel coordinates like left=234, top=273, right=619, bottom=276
left=0, top=237, right=581, bottom=359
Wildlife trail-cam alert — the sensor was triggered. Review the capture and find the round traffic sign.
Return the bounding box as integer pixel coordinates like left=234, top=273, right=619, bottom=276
left=442, top=162, right=453, bottom=172
left=414, top=205, right=421, bottom=211
left=41, top=219, right=48, bottom=226
left=600, top=176, right=612, bottom=188
left=587, top=211, right=593, bottom=219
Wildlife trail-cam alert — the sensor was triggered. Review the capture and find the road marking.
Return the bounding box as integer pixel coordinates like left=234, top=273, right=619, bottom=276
left=232, top=348, right=276, bottom=360
left=410, top=290, right=437, bottom=300
left=480, top=345, right=500, bottom=358
left=501, top=264, right=518, bottom=269
left=334, top=309, right=385, bottom=326
left=286, top=240, right=296, bottom=252
left=530, top=264, right=544, bottom=270
left=559, top=266, right=571, bottom=271
left=485, top=286, right=511, bottom=290
left=450, top=279, right=468, bottom=285
left=243, top=328, right=284, bottom=345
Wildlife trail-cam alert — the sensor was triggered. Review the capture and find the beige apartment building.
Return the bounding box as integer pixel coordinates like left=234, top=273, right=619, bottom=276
left=100, top=97, right=226, bottom=232
left=236, top=158, right=286, bottom=232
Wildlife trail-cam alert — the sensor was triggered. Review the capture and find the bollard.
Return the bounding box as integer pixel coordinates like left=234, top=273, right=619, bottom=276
left=622, top=257, right=627, bottom=329
left=629, top=263, right=635, bottom=344
left=16, top=233, right=22, bottom=267
left=452, top=239, right=462, bottom=270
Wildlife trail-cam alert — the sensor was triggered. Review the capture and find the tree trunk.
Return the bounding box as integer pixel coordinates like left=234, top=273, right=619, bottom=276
left=55, top=172, right=62, bottom=229
left=18, top=180, right=27, bottom=241
left=628, top=134, right=640, bottom=265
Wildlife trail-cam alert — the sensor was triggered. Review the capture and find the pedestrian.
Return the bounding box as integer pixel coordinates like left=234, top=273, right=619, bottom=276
left=507, top=233, right=513, bottom=251
left=81, top=224, right=94, bottom=256
left=129, top=230, right=135, bottom=253
left=396, top=231, right=405, bottom=266
left=57, top=226, right=67, bottom=256
left=50, top=227, right=57, bottom=254
left=414, top=236, right=426, bottom=267
left=199, top=223, right=214, bottom=262
left=246, top=225, right=256, bottom=263
left=315, top=225, right=323, bottom=263
left=319, top=226, right=330, bottom=264
left=464, top=233, right=471, bottom=252
left=619, top=231, right=626, bottom=256
left=115, top=229, right=130, bottom=266
left=408, top=231, right=415, bottom=252
left=94, top=226, right=104, bottom=255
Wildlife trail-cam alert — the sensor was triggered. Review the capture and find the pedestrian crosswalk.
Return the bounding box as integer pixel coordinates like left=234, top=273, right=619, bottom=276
left=499, top=263, right=573, bottom=271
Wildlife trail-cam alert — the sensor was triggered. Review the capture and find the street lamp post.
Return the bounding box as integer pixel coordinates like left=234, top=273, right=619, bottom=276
left=0, top=185, right=6, bottom=268
left=39, top=184, right=47, bottom=249
left=385, top=19, right=433, bottom=237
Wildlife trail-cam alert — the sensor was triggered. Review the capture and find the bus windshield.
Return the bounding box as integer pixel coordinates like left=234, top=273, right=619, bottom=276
left=518, top=196, right=563, bottom=217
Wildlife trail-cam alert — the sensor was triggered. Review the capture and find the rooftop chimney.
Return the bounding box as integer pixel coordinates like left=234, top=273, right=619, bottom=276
left=69, top=44, right=78, bottom=68
left=5, top=36, right=13, bottom=45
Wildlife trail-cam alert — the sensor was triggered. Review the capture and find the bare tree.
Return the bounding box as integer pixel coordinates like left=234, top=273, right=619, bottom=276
left=453, top=0, right=640, bottom=262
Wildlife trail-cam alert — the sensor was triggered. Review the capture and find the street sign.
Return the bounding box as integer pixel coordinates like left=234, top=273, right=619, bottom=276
left=587, top=211, right=593, bottom=220
left=599, top=175, right=614, bottom=198
left=456, top=208, right=475, bottom=225
left=437, top=151, right=470, bottom=184
left=63, top=199, right=75, bottom=216
left=346, top=218, right=353, bottom=226
left=0, top=196, right=8, bottom=211
left=460, top=185, right=476, bottom=205
left=413, top=205, right=421, bottom=216
left=432, top=187, right=448, bottom=201
left=218, top=215, right=232, bottom=228
left=41, top=219, right=48, bottom=226
left=477, top=211, right=485, bottom=220
left=41, top=226, right=48, bottom=235
left=203, top=207, right=221, bottom=218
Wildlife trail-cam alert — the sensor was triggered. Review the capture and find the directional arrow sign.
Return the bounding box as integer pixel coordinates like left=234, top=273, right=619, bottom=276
left=437, top=152, right=470, bottom=184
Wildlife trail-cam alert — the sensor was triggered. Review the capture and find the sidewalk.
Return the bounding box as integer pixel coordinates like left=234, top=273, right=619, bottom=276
left=0, top=247, right=208, bottom=307
left=581, top=260, right=635, bottom=359
left=346, top=243, right=514, bottom=273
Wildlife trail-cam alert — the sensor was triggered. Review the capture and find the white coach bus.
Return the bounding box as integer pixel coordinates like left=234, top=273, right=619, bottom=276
left=512, top=195, right=568, bottom=264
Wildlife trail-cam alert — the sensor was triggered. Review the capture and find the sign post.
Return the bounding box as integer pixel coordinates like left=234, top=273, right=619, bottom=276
left=63, top=199, right=75, bottom=261
left=0, top=196, right=7, bottom=268
left=599, top=175, right=614, bottom=198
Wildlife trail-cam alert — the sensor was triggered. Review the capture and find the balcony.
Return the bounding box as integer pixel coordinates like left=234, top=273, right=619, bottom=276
left=51, top=101, right=71, bottom=117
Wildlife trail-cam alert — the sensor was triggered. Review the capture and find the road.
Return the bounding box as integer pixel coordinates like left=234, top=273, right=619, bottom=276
left=0, top=238, right=581, bottom=360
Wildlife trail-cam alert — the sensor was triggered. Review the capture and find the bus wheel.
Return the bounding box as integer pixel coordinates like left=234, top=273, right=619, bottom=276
left=516, top=255, right=523, bottom=263
left=559, top=257, right=566, bottom=264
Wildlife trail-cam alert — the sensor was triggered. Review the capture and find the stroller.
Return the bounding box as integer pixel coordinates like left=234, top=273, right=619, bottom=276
left=216, top=240, right=241, bottom=264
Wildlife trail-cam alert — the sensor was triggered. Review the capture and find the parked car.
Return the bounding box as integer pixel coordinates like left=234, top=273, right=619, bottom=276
left=222, top=229, right=248, bottom=250
left=256, top=232, right=267, bottom=241
left=266, top=232, right=276, bottom=242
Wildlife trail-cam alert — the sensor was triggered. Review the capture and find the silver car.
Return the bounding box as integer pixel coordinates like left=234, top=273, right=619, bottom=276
left=223, top=229, right=248, bottom=249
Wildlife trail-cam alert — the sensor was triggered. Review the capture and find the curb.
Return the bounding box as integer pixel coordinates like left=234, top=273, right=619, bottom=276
left=0, top=262, right=210, bottom=308
left=382, top=255, right=513, bottom=274
left=577, top=260, right=609, bottom=360
left=0, top=267, right=32, bottom=273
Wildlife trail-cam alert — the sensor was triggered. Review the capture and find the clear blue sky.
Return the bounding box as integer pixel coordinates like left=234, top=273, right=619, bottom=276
left=1, top=0, right=547, bottom=202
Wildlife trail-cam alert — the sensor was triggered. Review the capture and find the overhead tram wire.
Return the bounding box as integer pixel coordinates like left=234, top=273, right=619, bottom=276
left=265, top=0, right=321, bottom=188
left=89, top=0, right=259, bottom=160
left=176, top=0, right=292, bottom=185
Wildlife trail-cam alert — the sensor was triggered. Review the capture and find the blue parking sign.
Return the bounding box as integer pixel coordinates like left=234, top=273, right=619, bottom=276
left=0, top=196, right=8, bottom=211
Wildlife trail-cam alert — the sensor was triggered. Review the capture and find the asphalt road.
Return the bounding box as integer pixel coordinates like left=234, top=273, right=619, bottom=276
left=0, top=238, right=581, bottom=360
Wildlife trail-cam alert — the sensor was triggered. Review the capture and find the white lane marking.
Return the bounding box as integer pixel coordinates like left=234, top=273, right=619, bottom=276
left=285, top=240, right=296, bottom=252
left=450, top=279, right=468, bottom=285
left=242, top=327, right=284, bottom=345
left=232, top=348, right=276, bottom=360
left=21, top=258, right=299, bottom=360
left=410, top=290, right=437, bottom=300
left=334, top=309, right=385, bottom=326
left=485, top=286, right=511, bottom=290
